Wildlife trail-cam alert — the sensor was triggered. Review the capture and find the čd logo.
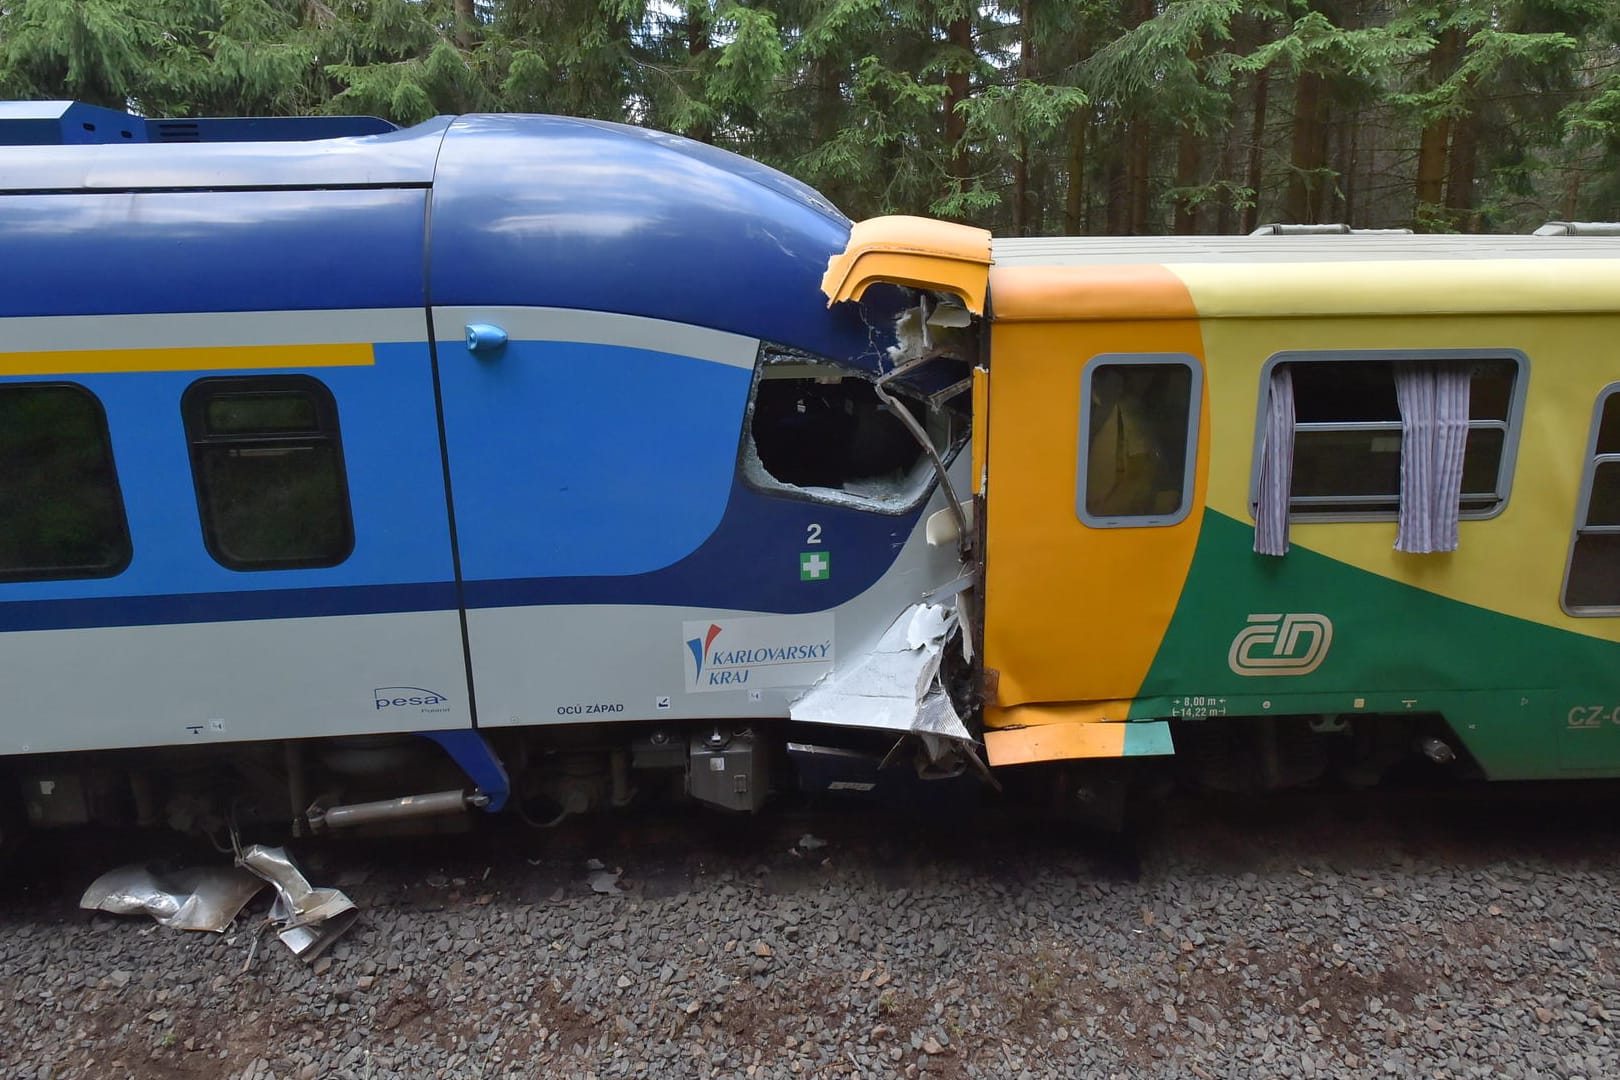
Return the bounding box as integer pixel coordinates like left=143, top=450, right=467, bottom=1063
left=1227, top=613, right=1333, bottom=676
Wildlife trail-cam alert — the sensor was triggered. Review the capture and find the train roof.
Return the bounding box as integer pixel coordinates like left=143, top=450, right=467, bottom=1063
left=992, top=233, right=1620, bottom=266
left=0, top=107, right=436, bottom=190
left=0, top=108, right=844, bottom=222
left=988, top=233, right=1620, bottom=322
left=0, top=107, right=885, bottom=364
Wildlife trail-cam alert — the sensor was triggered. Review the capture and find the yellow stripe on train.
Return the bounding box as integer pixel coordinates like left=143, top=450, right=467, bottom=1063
left=0, top=342, right=375, bottom=377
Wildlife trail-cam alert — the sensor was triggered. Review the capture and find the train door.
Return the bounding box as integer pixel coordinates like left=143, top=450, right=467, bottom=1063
left=976, top=263, right=1209, bottom=765
left=426, top=298, right=766, bottom=727
left=0, top=186, right=470, bottom=755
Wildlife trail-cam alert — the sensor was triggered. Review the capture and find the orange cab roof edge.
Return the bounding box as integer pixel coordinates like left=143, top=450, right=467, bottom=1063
left=822, top=215, right=993, bottom=314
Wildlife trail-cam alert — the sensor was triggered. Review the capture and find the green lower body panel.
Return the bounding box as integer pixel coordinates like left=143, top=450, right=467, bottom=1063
left=1129, top=512, right=1620, bottom=780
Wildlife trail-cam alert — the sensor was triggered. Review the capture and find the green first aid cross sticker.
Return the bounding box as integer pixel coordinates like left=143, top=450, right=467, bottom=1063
left=800, top=551, right=831, bottom=581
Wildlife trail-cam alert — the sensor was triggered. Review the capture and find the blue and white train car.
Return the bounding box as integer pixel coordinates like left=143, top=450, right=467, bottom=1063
left=0, top=102, right=975, bottom=840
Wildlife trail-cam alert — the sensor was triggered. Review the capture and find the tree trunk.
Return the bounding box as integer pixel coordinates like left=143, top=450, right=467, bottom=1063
left=453, top=0, right=477, bottom=49
left=811, top=55, right=842, bottom=147
left=1127, top=121, right=1151, bottom=233
left=1126, top=0, right=1154, bottom=233
left=1242, top=68, right=1270, bottom=234
left=1414, top=120, right=1449, bottom=223
left=1064, top=116, right=1089, bottom=234
left=1172, top=38, right=1204, bottom=235
left=1013, top=146, right=1029, bottom=235
left=1414, top=28, right=1460, bottom=229
left=1328, top=111, right=1353, bottom=222
left=1011, top=0, right=1035, bottom=235
left=1444, top=114, right=1479, bottom=231
left=686, top=4, right=713, bottom=144
left=1215, top=132, right=1237, bottom=234
left=1105, top=128, right=1128, bottom=235
left=1030, top=156, right=1048, bottom=236
left=1173, top=127, right=1200, bottom=234
left=944, top=13, right=973, bottom=199
left=1284, top=71, right=1326, bottom=224
left=1342, top=118, right=1359, bottom=225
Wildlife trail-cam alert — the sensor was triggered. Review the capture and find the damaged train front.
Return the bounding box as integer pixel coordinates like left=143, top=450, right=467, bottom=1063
left=775, top=214, right=995, bottom=798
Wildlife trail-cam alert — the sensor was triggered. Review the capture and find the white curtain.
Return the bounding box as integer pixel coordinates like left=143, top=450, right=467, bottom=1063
left=1393, top=362, right=1471, bottom=553
left=1253, top=364, right=1294, bottom=556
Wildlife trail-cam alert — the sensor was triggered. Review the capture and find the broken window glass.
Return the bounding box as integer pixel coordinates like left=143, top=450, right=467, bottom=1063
left=745, top=349, right=968, bottom=511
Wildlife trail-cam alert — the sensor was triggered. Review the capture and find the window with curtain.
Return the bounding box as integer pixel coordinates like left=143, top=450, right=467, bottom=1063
left=1249, top=351, right=1525, bottom=555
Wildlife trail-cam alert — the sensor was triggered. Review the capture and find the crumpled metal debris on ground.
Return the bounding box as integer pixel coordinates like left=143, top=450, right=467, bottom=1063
left=79, top=844, right=358, bottom=962
left=238, top=845, right=358, bottom=962
left=78, top=864, right=265, bottom=933
left=585, top=858, right=622, bottom=894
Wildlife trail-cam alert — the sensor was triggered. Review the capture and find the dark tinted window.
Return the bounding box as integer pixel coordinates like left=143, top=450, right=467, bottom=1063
left=1081, top=359, right=1198, bottom=525
left=0, top=384, right=131, bottom=581
left=1292, top=361, right=1398, bottom=423
left=205, top=392, right=319, bottom=436
left=184, top=377, right=353, bottom=570
left=1566, top=390, right=1620, bottom=613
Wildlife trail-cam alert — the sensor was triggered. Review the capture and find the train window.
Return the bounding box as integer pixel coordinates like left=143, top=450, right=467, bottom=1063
left=1252, top=351, right=1525, bottom=523
left=183, top=376, right=354, bottom=570
left=0, top=383, right=132, bottom=582
left=1563, top=386, right=1620, bottom=614
left=1077, top=354, right=1201, bottom=528
left=744, top=350, right=968, bottom=512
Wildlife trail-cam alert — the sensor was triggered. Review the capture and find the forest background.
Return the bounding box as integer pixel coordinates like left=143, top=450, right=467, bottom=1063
left=2, top=0, right=1618, bottom=235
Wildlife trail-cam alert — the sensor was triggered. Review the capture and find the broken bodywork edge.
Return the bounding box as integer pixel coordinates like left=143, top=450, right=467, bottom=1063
left=787, top=601, right=990, bottom=781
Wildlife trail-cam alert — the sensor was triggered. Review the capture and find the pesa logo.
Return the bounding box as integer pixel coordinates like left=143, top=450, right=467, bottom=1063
left=373, top=686, right=449, bottom=710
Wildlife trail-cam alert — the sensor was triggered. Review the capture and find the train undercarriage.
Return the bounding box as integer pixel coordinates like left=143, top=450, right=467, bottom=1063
left=1, top=708, right=1477, bottom=852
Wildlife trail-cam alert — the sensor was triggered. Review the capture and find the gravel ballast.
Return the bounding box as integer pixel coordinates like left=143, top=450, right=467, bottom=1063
left=1, top=790, right=1617, bottom=1079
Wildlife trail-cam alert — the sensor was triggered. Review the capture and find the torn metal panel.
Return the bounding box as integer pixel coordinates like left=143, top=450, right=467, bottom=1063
left=789, top=603, right=971, bottom=743
left=79, top=864, right=266, bottom=932
left=238, top=845, right=359, bottom=962
left=885, top=297, right=974, bottom=382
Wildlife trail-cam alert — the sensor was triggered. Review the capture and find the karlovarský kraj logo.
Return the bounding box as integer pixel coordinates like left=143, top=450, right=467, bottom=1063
left=683, top=614, right=835, bottom=693
left=1227, top=613, right=1333, bottom=676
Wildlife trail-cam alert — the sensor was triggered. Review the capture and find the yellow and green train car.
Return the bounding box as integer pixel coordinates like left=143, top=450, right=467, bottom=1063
left=829, top=219, right=1620, bottom=791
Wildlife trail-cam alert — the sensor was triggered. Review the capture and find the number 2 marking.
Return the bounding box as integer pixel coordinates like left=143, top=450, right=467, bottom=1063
left=806, top=523, right=822, bottom=545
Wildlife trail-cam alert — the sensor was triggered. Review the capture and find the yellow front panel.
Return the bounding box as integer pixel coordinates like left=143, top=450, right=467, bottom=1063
left=982, top=266, right=1208, bottom=710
